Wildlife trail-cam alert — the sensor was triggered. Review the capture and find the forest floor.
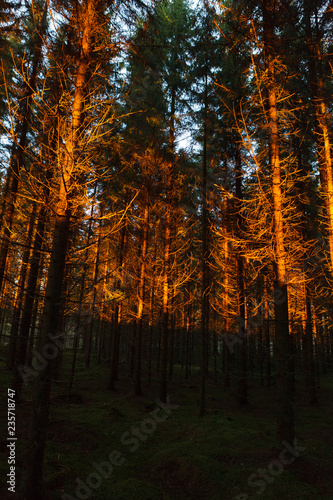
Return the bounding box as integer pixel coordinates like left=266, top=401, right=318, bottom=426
left=1, top=350, right=333, bottom=500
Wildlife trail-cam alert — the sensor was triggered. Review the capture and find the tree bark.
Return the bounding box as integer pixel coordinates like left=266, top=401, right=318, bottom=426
left=262, top=0, right=294, bottom=447
left=85, top=207, right=102, bottom=369
left=235, top=145, right=247, bottom=405
left=304, top=0, right=333, bottom=275
left=7, top=204, right=35, bottom=370
left=135, top=196, right=149, bottom=396
left=25, top=1, right=97, bottom=496
left=12, top=204, right=48, bottom=399
left=0, top=1, right=48, bottom=295
left=200, top=72, right=209, bottom=416
left=159, top=87, right=175, bottom=403
left=109, top=225, right=126, bottom=390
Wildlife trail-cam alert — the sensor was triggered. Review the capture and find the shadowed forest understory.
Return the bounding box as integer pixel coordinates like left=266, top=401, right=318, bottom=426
left=0, top=0, right=333, bottom=498
left=1, top=354, right=333, bottom=500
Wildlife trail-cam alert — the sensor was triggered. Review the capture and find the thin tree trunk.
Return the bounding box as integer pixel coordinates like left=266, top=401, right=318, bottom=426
left=85, top=208, right=102, bottom=368
left=159, top=208, right=171, bottom=403
left=168, top=293, right=176, bottom=381
left=68, top=186, right=96, bottom=386
left=222, top=235, right=231, bottom=388
left=263, top=275, right=271, bottom=388
left=159, top=87, right=175, bottom=404
left=200, top=71, right=209, bottom=416
left=235, top=145, right=247, bottom=405
left=135, top=197, right=149, bottom=396
left=147, top=234, right=157, bottom=387
left=304, top=285, right=317, bottom=404
left=109, top=225, right=126, bottom=390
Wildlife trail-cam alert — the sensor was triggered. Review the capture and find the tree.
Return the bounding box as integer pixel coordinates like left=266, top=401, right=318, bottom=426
left=254, top=0, right=295, bottom=446
left=303, top=0, right=333, bottom=276
left=0, top=0, right=48, bottom=296
left=25, top=0, right=117, bottom=496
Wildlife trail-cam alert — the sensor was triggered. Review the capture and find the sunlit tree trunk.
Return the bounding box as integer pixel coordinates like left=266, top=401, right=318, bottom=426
left=159, top=86, right=175, bottom=403
left=222, top=230, right=231, bottom=388
left=294, top=139, right=317, bottom=404
left=147, top=232, right=157, bottom=386
left=109, top=225, right=126, bottom=390
left=235, top=145, right=247, bottom=405
left=304, top=0, right=333, bottom=275
left=200, top=72, right=209, bottom=416
left=159, top=186, right=172, bottom=403
left=25, top=1, right=97, bottom=497
left=262, top=0, right=294, bottom=448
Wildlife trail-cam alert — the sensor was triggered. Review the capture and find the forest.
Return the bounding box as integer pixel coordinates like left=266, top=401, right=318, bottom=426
left=0, top=0, right=333, bottom=499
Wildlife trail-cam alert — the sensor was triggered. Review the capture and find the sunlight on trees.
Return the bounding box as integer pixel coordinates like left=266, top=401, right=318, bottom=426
left=0, top=0, right=332, bottom=497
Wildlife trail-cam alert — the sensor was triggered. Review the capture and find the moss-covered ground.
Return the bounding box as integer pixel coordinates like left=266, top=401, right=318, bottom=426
left=1, top=350, right=332, bottom=500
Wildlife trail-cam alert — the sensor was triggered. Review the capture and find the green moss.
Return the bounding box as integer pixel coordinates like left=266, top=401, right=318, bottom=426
left=107, top=478, right=165, bottom=500
left=2, top=353, right=332, bottom=500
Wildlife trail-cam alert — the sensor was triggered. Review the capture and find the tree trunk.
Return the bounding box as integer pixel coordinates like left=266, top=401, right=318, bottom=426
left=85, top=208, right=102, bottom=369
left=222, top=234, right=231, bottom=388
left=147, top=233, right=157, bottom=386
left=159, top=87, right=175, bottom=403
left=262, top=0, right=294, bottom=447
left=25, top=210, right=71, bottom=500
left=135, top=197, right=149, bottom=396
left=263, top=275, right=271, bottom=388
left=159, top=207, right=171, bottom=403
left=200, top=72, right=209, bottom=416
left=235, top=145, right=247, bottom=405
left=68, top=203, right=95, bottom=391
left=0, top=1, right=48, bottom=295
left=304, top=0, right=333, bottom=275
left=304, top=285, right=317, bottom=404
left=7, top=204, right=35, bottom=370
left=25, top=1, right=96, bottom=496
left=109, top=225, right=126, bottom=390
left=12, top=205, right=48, bottom=399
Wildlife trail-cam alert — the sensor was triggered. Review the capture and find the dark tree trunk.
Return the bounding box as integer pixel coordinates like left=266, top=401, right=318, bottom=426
left=135, top=197, right=149, bottom=396
left=264, top=276, right=271, bottom=388
left=26, top=211, right=71, bottom=500
left=109, top=226, right=126, bottom=390
left=85, top=209, right=102, bottom=369
left=7, top=205, right=35, bottom=370
left=25, top=1, right=97, bottom=495
left=12, top=206, right=47, bottom=400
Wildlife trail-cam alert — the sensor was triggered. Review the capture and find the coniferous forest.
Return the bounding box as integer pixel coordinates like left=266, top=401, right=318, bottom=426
left=0, top=0, right=333, bottom=499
